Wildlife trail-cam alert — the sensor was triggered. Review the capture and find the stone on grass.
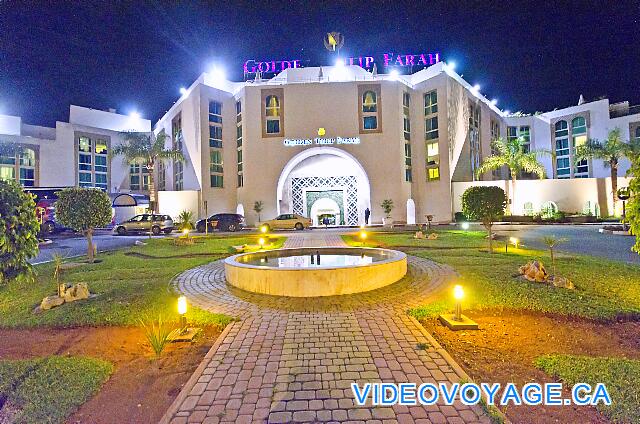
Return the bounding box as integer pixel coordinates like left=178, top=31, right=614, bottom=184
left=40, top=295, right=65, bottom=310
left=62, top=282, right=90, bottom=302
left=519, top=260, right=548, bottom=283
left=549, top=275, right=575, bottom=290
left=427, top=233, right=438, bottom=240
left=414, top=231, right=425, bottom=239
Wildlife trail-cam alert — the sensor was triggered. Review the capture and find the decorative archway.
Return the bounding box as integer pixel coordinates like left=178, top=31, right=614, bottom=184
left=276, top=147, right=371, bottom=225
left=406, top=199, right=416, bottom=225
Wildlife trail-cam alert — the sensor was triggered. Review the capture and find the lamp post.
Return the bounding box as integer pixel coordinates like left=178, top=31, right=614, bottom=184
left=178, top=295, right=188, bottom=334
left=618, top=187, right=631, bottom=231
left=453, top=285, right=464, bottom=321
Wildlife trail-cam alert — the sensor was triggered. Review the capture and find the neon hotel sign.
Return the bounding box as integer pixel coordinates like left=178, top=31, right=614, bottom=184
left=243, top=52, right=440, bottom=75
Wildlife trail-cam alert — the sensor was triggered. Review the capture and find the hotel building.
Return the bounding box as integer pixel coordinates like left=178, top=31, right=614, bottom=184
left=1, top=61, right=639, bottom=225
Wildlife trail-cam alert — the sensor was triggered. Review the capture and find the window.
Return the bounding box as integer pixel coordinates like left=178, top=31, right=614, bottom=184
left=129, top=164, right=150, bottom=191
left=404, top=143, right=412, bottom=181
left=236, top=100, right=242, bottom=122
left=172, top=115, right=183, bottom=190
left=572, top=117, right=588, bottom=176
left=18, top=148, right=35, bottom=186
left=209, top=101, right=222, bottom=123
left=554, top=120, right=570, bottom=178
left=236, top=124, right=243, bottom=147
left=540, top=201, right=558, bottom=219
left=403, top=93, right=412, bottom=181
left=425, top=117, right=438, bottom=140
left=209, top=125, right=222, bottom=148
left=77, top=135, right=108, bottom=190
left=403, top=117, right=411, bottom=141
left=427, top=167, right=440, bottom=181
left=210, top=174, right=223, bottom=188
left=362, top=91, right=377, bottom=112
left=519, top=126, right=531, bottom=153
left=636, top=126, right=640, bottom=140
left=424, top=91, right=437, bottom=115
left=359, top=85, right=381, bottom=133
left=237, top=149, right=243, bottom=172
left=403, top=92, right=410, bottom=110
left=265, top=95, right=281, bottom=134
left=236, top=100, right=243, bottom=187
left=468, top=102, right=481, bottom=179
left=157, top=160, right=166, bottom=191
left=426, top=141, right=440, bottom=181
left=507, top=126, right=518, bottom=142
left=490, top=120, right=502, bottom=179
left=210, top=150, right=223, bottom=173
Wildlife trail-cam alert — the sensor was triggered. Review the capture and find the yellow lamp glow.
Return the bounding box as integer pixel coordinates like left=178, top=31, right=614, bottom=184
left=178, top=296, right=187, bottom=315
left=260, top=225, right=268, bottom=233
left=360, top=231, right=367, bottom=240
left=453, top=285, right=464, bottom=300
left=461, top=222, right=470, bottom=230
left=183, top=228, right=190, bottom=236
left=510, top=237, right=519, bottom=248
left=258, top=237, right=265, bottom=248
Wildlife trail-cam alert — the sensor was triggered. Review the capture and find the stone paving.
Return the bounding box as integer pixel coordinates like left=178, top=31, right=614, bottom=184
left=162, top=232, right=491, bottom=423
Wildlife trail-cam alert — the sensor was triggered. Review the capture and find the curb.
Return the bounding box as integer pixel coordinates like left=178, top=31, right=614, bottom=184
left=159, top=320, right=238, bottom=424
left=408, top=315, right=511, bottom=424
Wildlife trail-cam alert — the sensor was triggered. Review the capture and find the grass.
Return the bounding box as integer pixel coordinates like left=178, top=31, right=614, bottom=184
left=0, top=234, right=285, bottom=328
left=0, top=355, right=113, bottom=424
left=343, top=230, right=640, bottom=321
left=535, top=355, right=640, bottom=423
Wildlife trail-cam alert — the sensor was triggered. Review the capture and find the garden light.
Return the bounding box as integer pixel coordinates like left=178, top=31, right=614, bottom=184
left=183, top=228, right=190, bottom=238
left=258, top=237, right=265, bottom=248
left=178, top=295, right=188, bottom=332
left=510, top=237, right=519, bottom=248
left=453, top=285, right=464, bottom=321
left=260, top=225, right=268, bottom=233
left=360, top=231, right=367, bottom=246
left=461, top=222, right=470, bottom=230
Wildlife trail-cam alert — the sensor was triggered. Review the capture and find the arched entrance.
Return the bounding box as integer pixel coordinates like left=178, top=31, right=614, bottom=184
left=310, top=197, right=342, bottom=226
left=276, top=147, right=371, bottom=225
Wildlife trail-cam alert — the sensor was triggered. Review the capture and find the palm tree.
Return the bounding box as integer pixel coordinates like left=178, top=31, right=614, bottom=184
left=112, top=132, right=184, bottom=212
left=575, top=128, right=640, bottom=214
left=476, top=137, right=548, bottom=214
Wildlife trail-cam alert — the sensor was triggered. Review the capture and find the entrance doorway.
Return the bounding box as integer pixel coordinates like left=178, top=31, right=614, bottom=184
left=309, top=196, right=342, bottom=226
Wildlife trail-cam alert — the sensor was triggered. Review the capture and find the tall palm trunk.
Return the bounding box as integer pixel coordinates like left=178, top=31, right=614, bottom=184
left=510, top=172, right=517, bottom=215
left=148, top=164, right=157, bottom=213
left=86, top=229, right=94, bottom=263
left=610, top=160, right=618, bottom=216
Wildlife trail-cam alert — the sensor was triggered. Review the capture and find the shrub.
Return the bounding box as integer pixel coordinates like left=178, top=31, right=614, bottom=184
left=0, top=179, right=40, bottom=283
left=461, top=186, right=506, bottom=253
left=628, top=152, right=640, bottom=254
left=55, top=188, right=112, bottom=263
left=253, top=200, right=264, bottom=222
left=139, top=315, right=178, bottom=358
left=381, top=199, right=394, bottom=218
left=454, top=211, right=468, bottom=222
left=176, top=210, right=194, bottom=231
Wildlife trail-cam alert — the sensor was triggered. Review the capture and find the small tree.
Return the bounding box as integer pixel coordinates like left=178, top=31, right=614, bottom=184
left=542, top=235, right=568, bottom=276
left=575, top=128, right=640, bottom=214
left=176, top=210, right=194, bottom=231
left=627, top=150, right=640, bottom=254
left=461, top=186, right=507, bottom=253
left=0, top=179, right=40, bottom=283
left=381, top=199, right=394, bottom=218
left=476, top=137, right=547, bottom=214
left=55, top=188, right=112, bottom=263
left=253, top=201, right=264, bottom=222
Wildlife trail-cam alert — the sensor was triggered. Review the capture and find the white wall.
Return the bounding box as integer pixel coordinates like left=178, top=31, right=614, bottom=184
left=69, top=105, right=151, bottom=132
left=158, top=190, right=200, bottom=221
left=0, top=114, right=21, bottom=135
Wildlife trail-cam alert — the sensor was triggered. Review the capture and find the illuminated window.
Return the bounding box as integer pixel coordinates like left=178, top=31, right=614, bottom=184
left=555, top=120, right=570, bottom=178
left=362, top=91, right=377, bottom=113
left=172, top=114, right=183, bottom=190
left=0, top=150, right=16, bottom=183
left=572, top=117, right=588, bottom=177
left=18, top=148, right=36, bottom=187
left=265, top=95, right=281, bottom=135
left=359, top=86, right=381, bottom=132
left=157, top=160, right=166, bottom=191
left=426, top=141, right=439, bottom=165
left=77, top=135, right=108, bottom=190
left=403, top=92, right=412, bottom=181
left=468, top=102, right=481, bottom=180
left=424, top=91, right=437, bottom=115
left=427, top=167, right=440, bottom=181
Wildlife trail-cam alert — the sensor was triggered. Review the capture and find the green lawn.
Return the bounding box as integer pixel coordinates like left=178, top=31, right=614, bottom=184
left=343, top=230, right=640, bottom=321
left=536, top=355, right=640, bottom=423
left=0, top=356, right=113, bottom=424
left=0, top=234, right=284, bottom=328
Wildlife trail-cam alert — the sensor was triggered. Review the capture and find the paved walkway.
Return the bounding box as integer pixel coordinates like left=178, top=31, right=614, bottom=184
left=162, top=233, right=490, bottom=423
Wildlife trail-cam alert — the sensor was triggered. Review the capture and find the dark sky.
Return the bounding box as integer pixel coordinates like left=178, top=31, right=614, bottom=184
left=1, top=0, right=639, bottom=127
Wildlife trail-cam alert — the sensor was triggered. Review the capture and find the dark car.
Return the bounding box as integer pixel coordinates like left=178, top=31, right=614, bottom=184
left=196, top=213, right=245, bottom=232
left=36, top=199, right=70, bottom=234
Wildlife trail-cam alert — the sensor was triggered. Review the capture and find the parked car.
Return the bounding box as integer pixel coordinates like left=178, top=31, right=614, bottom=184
left=196, top=213, right=245, bottom=232
left=36, top=199, right=69, bottom=234
left=114, top=214, right=174, bottom=236
left=259, top=213, right=312, bottom=231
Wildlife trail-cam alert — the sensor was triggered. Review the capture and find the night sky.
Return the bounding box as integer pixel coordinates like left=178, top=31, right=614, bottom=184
left=1, top=1, right=639, bottom=127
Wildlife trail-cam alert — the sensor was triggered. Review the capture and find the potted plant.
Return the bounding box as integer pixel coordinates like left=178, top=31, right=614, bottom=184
left=381, top=199, right=394, bottom=227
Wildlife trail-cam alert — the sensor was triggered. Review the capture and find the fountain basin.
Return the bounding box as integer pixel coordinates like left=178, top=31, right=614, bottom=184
left=224, top=247, right=407, bottom=297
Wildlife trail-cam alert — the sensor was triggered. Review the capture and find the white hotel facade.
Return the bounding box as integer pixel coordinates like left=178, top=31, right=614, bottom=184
left=1, top=61, right=639, bottom=225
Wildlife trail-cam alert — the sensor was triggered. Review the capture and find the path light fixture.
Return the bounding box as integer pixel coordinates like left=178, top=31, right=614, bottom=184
left=182, top=228, right=190, bottom=238
left=359, top=231, right=367, bottom=246
left=260, top=225, right=268, bottom=234
left=461, top=222, right=470, bottom=230
left=258, top=237, right=265, bottom=249
left=438, top=284, right=479, bottom=331
left=510, top=237, right=519, bottom=249
left=170, top=295, right=201, bottom=342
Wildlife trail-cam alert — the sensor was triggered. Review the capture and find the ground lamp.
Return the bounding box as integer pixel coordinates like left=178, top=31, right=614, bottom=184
left=258, top=237, right=265, bottom=249
left=461, top=222, right=470, bottom=230
left=260, top=225, right=268, bottom=234
left=359, top=231, right=367, bottom=246
left=438, top=284, right=478, bottom=330
left=170, top=295, right=201, bottom=342
left=183, top=228, right=190, bottom=238
left=618, top=187, right=631, bottom=230
left=505, top=236, right=519, bottom=252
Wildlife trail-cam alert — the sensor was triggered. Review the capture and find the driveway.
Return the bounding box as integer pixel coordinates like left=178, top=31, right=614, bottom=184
left=32, top=231, right=151, bottom=264
left=492, top=224, right=639, bottom=265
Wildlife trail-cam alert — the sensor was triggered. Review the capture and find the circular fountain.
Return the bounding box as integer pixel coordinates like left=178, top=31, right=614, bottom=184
left=224, top=247, right=407, bottom=297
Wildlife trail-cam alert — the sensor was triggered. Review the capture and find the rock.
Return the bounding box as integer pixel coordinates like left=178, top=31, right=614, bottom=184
left=427, top=233, right=438, bottom=240
left=40, top=295, right=65, bottom=310
left=62, top=282, right=90, bottom=302
left=414, top=231, right=425, bottom=239
left=550, top=275, right=575, bottom=289
left=134, top=240, right=146, bottom=246
left=519, top=260, right=548, bottom=283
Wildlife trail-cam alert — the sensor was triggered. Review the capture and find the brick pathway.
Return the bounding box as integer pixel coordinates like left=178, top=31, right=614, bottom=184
left=162, top=232, right=491, bottom=423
